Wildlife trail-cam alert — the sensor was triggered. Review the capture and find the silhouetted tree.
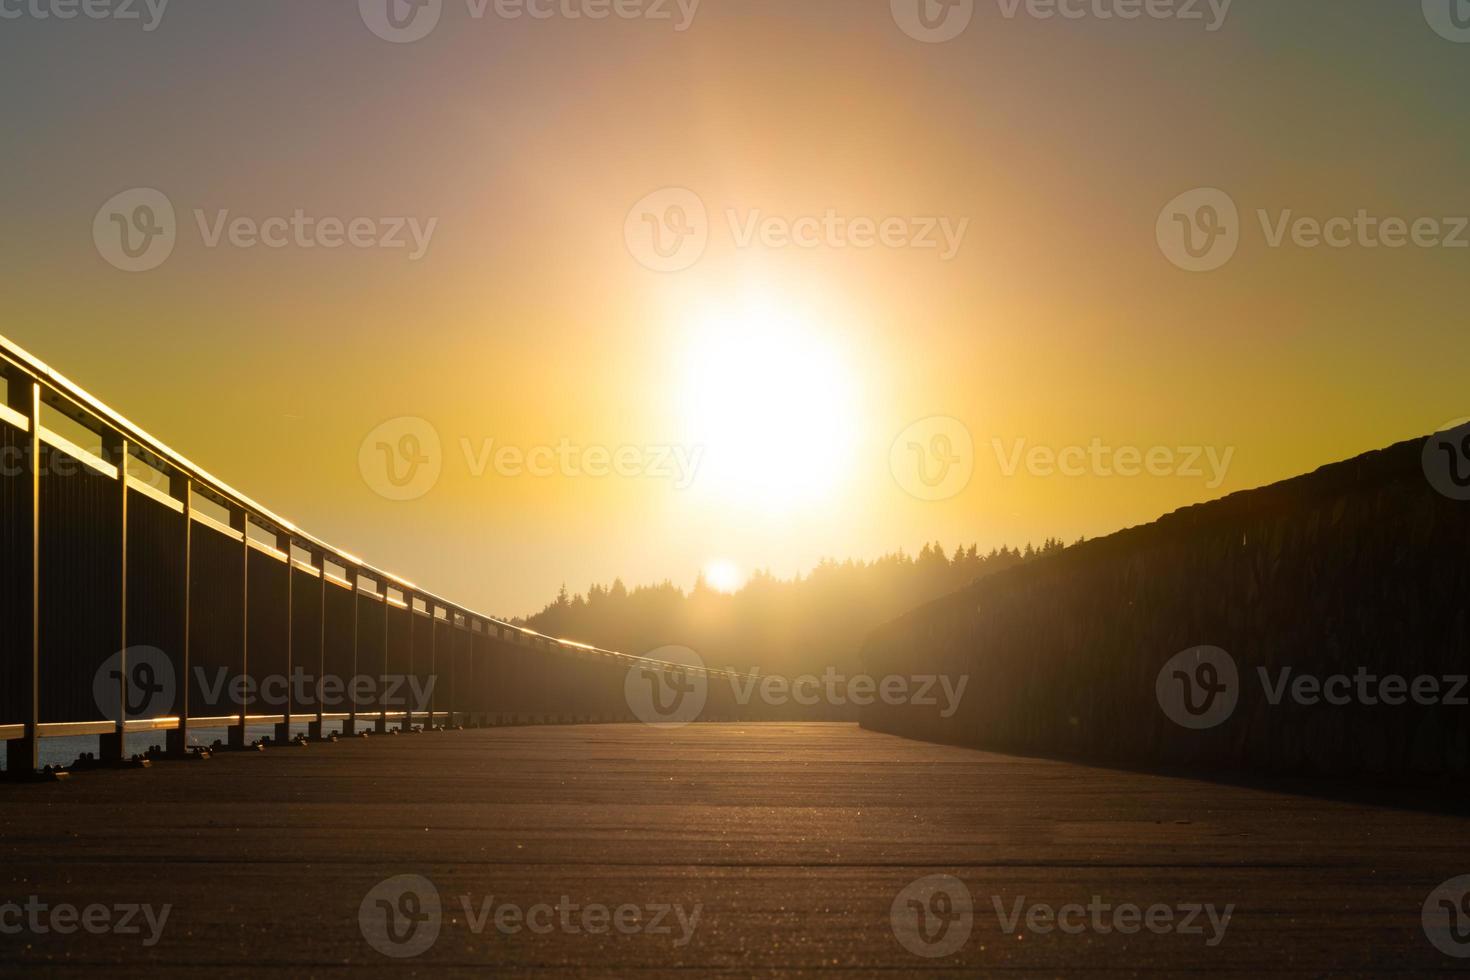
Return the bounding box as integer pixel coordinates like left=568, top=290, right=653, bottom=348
left=516, top=540, right=1068, bottom=676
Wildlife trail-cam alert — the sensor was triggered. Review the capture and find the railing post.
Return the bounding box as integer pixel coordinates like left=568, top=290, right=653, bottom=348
left=99, top=433, right=128, bottom=765
left=5, top=381, right=40, bottom=775
left=275, top=531, right=293, bottom=746
left=309, top=550, right=325, bottom=740
left=428, top=608, right=437, bottom=730
left=342, top=568, right=358, bottom=737
left=166, top=475, right=192, bottom=757
left=377, top=593, right=389, bottom=734
left=402, top=595, right=415, bottom=732
left=228, top=508, right=248, bottom=750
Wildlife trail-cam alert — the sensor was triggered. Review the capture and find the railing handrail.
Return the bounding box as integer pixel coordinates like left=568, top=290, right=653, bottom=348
left=0, top=331, right=738, bottom=678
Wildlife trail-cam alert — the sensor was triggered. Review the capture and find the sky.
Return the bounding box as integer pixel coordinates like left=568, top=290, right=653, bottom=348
left=2, top=0, right=1467, bottom=618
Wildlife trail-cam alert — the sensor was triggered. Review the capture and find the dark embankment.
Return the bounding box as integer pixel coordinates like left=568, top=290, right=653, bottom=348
left=860, top=428, right=1470, bottom=782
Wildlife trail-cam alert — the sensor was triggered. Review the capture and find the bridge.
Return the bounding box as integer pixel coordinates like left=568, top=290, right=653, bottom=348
left=0, top=333, right=763, bottom=773
left=1, top=332, right=1468, bottom=974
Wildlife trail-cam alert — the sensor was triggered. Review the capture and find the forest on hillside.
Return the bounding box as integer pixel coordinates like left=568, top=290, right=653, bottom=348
left=516, top=539, right=1071, bottom=677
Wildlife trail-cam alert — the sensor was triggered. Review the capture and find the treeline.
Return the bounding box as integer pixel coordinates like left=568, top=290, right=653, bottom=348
left=517, top=539, right=1072, bottom=678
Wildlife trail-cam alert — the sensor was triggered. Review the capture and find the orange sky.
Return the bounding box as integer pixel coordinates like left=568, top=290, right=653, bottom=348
left=3, top=1, right=1467, bottom=615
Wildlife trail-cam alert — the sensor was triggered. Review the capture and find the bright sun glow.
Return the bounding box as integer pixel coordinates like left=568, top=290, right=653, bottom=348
left=677, top=290, right=863, bottom=513
left=702, top=559, right=745, bottom=593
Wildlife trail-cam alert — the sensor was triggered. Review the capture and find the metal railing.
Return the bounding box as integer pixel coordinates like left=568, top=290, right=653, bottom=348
left=0, top=332, right=749, bottom=772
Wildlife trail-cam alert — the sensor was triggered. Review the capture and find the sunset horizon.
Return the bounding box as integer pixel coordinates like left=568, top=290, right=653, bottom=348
left=4, top=1, right=1469, bottom=975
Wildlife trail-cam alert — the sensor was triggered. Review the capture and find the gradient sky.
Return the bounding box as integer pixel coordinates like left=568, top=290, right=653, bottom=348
left=2, top=0, right=1467, bottom=617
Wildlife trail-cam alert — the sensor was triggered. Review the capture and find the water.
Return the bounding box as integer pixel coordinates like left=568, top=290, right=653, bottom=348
left=1, top=721, right=344, bottom=771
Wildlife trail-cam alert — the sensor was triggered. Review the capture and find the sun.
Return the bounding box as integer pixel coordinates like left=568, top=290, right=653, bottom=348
left=676, top=289, right=864, bottom=513
left=702, top=559, right=745, bottom=594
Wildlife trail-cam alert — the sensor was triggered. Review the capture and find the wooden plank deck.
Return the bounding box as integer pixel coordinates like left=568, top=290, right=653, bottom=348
left=0, top=723, right=1464, bottom=976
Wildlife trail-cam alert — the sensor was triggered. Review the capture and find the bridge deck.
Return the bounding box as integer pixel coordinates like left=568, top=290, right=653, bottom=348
left=0, top=723, right=1461, bottom=976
